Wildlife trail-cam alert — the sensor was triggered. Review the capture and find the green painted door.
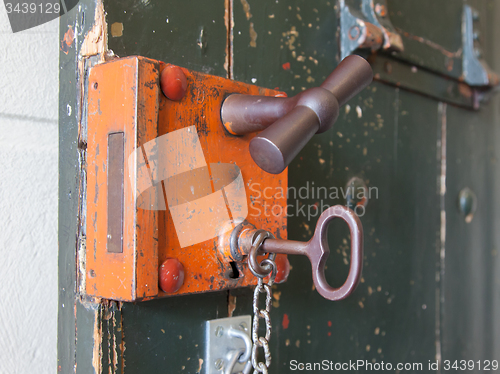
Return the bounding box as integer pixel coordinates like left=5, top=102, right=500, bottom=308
left=59, top=1, right=500, bottom=372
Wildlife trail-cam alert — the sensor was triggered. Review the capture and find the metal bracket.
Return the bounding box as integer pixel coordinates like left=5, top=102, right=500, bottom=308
left=462, top=5, right=499, bottom=87
left=340, top=0, right=403, bottom=60
left=205, top=315, right=252, bottom=374
left=360, top=0, right=403, bottom=52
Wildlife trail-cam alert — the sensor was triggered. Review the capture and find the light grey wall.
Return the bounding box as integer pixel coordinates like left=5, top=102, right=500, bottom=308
left=0, top=9, right=58, bottom=374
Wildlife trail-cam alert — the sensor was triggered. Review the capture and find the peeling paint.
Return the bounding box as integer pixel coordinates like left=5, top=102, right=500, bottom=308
left=228, top=292, right=237, bottom=317
left=224, top=0, right=234, bottom=78
left=110, top=22, right=123, bottom=37
left=92, top=305, right=103, bottom=374
left=81, top=0, right=108, bottom=61
left=283, top=26, right=299, bottom=51
left=249, top=22, right=257, bottom=47
left=356, top=105, right=363, bottom=118
left=435, top=102, right=447, bottom=364
left=240, top=0, right=252, bottom=20
left=61, top=25, right=74, bottom=54
left=282, top=313, right=290, bottom=329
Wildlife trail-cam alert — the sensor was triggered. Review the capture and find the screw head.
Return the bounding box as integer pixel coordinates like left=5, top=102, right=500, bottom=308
left=239, top=322, right=248, bottom=331
left=215, top=358, right=224, bottom=370
left=349, top=26, right=361, bottom=40
left=215, top=326, right=224, bottom=337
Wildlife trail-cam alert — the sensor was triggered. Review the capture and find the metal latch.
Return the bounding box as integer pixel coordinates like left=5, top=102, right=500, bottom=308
left=206, top=316, right=252, bottom=374
left=339, top=0, right=403, bottom=60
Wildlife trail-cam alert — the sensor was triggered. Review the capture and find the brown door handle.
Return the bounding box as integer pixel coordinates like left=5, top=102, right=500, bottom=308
left=221, top=55, right=373, bottom=174
left=235, top=205, right=363, bottom=301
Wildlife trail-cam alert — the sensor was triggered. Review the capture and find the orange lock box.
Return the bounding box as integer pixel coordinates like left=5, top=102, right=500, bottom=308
left=86, top=56, right=288, bottom=301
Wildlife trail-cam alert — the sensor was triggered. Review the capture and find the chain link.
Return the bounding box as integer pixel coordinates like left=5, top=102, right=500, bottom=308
left=249, top=231, right=277, bottom=374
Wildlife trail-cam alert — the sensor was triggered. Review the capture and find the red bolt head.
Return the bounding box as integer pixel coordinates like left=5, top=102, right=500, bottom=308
left=269, top=254, right=290, bottom=284
left=159, top=258, right=185, bottom=293
left=160, top=65, right=187, bottom=101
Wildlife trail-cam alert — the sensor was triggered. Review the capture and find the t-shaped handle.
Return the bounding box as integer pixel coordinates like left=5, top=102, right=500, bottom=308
left=221, top=55, right=373, bottom=174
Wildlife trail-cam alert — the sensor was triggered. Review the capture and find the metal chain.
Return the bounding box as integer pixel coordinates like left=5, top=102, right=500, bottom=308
left=249, top=231, right=277, bottom=374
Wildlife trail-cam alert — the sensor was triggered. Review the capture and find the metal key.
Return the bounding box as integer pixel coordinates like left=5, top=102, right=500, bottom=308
left=236, top=205, right=363, bottom=301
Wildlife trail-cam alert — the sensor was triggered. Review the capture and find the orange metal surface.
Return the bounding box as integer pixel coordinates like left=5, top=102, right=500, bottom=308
left=86, top=56, right=287, bottom=301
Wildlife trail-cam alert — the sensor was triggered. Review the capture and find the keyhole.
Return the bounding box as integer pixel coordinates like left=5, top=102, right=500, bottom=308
left=228, top=261, right=240, bottom=279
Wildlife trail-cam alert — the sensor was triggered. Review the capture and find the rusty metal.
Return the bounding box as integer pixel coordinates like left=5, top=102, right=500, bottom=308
left=340, top=0, right=384, bottom=60
left=248, top=230, right=276, bottom=278
left=86, top=56, right=287, bottom=301
left=229, top=221, right=256, bottom=261
left=360, top=0, right=404, bottom=53
left=221, top=55, right=373, bottom=174
left=339, top=0, right=403, bottom=60
left=236, top=205, right=364, bottom=301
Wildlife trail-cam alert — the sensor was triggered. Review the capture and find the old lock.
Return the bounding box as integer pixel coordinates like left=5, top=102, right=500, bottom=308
left=86, top=54, right=371, bottom=301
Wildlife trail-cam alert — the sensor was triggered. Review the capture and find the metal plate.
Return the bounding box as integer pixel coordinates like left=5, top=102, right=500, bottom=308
left=206, top=315, right=252, bottom=374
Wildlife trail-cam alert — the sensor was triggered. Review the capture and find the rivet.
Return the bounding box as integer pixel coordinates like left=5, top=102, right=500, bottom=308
left=215, top=326, right=224, bottom=337
left=215, top=358, right=224, bottom=371
left=458, top=187, right=477, bottom=223
left=349, top=26, right=360, bottom=40
left=160, top=65, right=187, bottom=101
left=159, top=258, right=185, bottom=293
